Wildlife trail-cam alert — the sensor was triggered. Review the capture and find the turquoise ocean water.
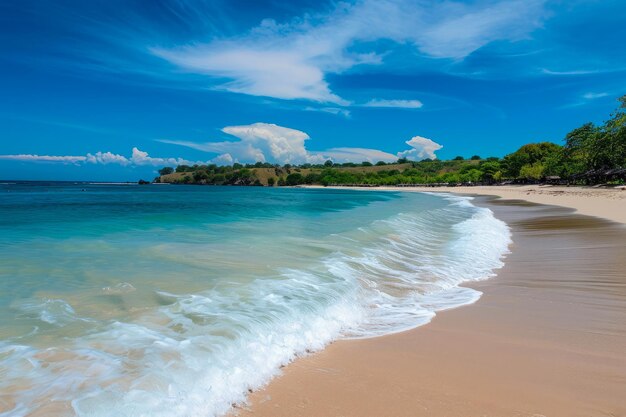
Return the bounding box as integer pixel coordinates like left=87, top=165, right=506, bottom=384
left=0, top=183, right=510, bottom=416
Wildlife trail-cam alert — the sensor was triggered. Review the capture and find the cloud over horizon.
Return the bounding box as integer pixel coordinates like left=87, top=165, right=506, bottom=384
left=0, top=154, right=88, bottom=163
left=397, top=136, right=443, bottom=160
left=2, top=121, right=444, bottom=169
left=159, top=123, right=316, bottom=164
left=161, top=122, right=441, bottom=164
left=1, top=122, right=444, bottom=177
left=0, top=148, right=209, bottom=168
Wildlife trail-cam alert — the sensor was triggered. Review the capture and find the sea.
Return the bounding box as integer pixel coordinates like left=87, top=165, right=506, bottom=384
left=0, top=182, right=511, bottom=417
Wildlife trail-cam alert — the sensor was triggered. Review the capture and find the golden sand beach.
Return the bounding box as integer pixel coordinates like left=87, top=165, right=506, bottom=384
left=240, top=186, right=626, bottom=417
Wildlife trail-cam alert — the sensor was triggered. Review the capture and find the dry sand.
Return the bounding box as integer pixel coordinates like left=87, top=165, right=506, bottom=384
left=238, top=188, right=626, bottom=417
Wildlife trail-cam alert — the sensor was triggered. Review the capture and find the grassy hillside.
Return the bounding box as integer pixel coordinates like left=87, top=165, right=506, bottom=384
left=156, top=159, right=495, bottom=186
left=158, top=165, right=320, bottom=186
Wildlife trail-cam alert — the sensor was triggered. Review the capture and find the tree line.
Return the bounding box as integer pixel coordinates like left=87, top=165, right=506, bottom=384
left=156, top=95, right=625, bottom=187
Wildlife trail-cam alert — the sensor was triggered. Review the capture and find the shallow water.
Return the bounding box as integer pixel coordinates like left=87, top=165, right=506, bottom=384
left=0, top=184, right=510, bottom=416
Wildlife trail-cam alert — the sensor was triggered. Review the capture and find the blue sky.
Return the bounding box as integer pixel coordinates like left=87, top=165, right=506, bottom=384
left=1, top=0, right=625, bottom=181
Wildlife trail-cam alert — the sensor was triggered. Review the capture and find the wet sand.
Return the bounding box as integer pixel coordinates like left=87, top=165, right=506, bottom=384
left=240, top=197, right=626, bottom=417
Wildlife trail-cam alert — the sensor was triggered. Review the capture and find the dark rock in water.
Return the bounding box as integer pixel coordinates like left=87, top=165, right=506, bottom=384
left=137, top=179, right=150, bottom=185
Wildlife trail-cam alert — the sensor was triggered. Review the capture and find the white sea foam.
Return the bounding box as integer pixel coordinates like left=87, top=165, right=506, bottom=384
left=329, top=194, right=511, bottom=338
left=0, top=193, right=511, bottom=417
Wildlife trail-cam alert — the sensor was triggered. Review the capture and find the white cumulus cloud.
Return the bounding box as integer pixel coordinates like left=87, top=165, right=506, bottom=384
left=222, top=123, right=312, bottom=164
left=397, top=136, right=443, bottom=160
left=160, top=122, right=430, bottom=165
left=2, top=130, right=445, bottom=169
left=160, top=123, right=319, bottom=165
left=210, top=153, right=234, bottom=165
left=129, top=147, right=197, bottom=166
left=86, top=151, right=130, bottom=165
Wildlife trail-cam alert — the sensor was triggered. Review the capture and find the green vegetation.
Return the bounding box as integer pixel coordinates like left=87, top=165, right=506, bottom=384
left=158, top=167, right=174, bottom=176
left=156, top=96, right=626, bottom=187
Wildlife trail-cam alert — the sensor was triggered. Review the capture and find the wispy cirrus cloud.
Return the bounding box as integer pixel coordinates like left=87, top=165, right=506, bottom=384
left=540, top=67, right=626, bottom=77
left=304, top=106, right=352, bottom=118
left=582, top=92, right=609, bottom=100
left=5, top=0, right=552, bottom=111
left=152, top=0, right=548, bottom=103
left=560, top=91, right=613, bottom=109
left=541, top=68, right=602, bottom=76
left=314, top=147, right=398, bottom=163
left=363, top=99, right=424, bottom=109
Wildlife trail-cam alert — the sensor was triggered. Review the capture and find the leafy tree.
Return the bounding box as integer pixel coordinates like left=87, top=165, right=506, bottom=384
left=192, top=170, right=209, bottom=182
left=267, top=177, right=275, bottom=186
left=158, top=167, right=174, bottom=176
left=453, top=156, right=464, bottom=160
left=304, top=173, right=321, bottom=184
left=502, top=142, right=561, bottom=177
left=479, top=161, right=501, bottom=183
left=593, top=95, right=626, bottom=169
left=542, top=151, right=566, bottom=177
left=470, top=155, right=481, bottom=160
left=461, top=168, right=483, bottom=183
left=442, top=172, right=461, bottom=184
left=285, top=173, right=304, bottom=186
left=561, top=123, right=597, bottom=173
left=238, top=168, right=252, bottom=179
left=519, top=162, right=545, bottom=180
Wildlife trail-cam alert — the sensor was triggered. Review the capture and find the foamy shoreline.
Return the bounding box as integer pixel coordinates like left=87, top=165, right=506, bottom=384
left=304, top=184, right=626, bottom=225
left=242, top=190, right=626, bottom=417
